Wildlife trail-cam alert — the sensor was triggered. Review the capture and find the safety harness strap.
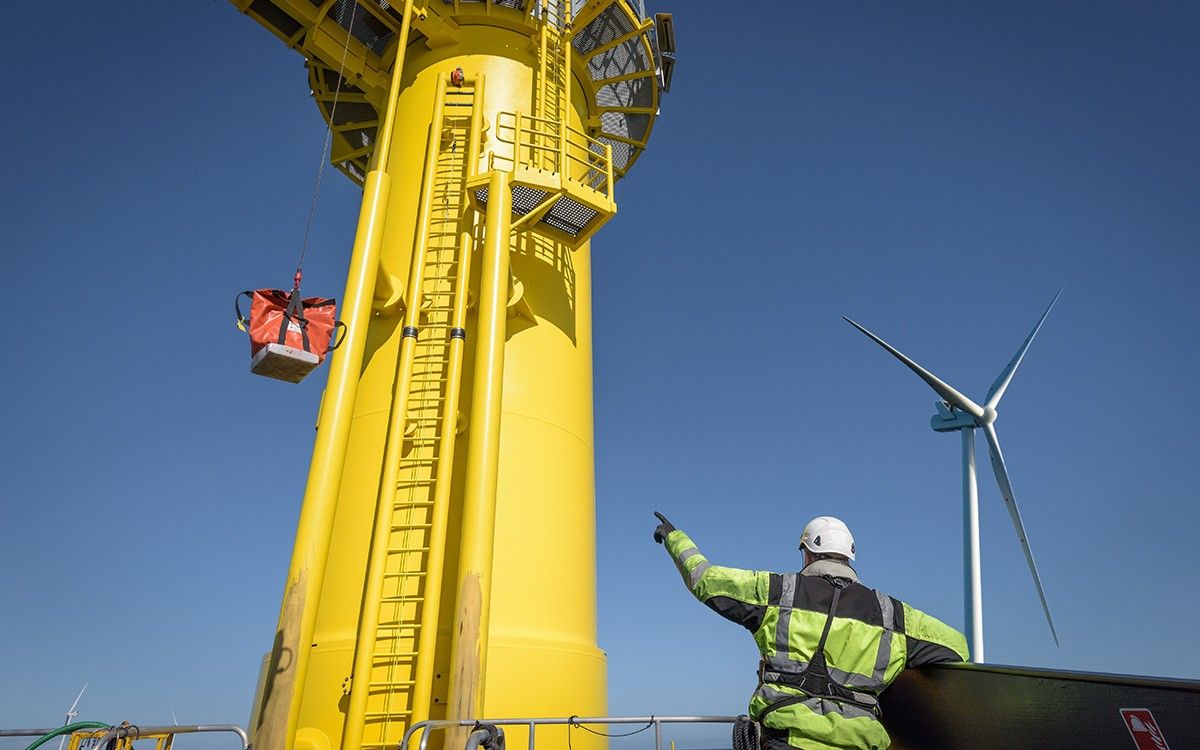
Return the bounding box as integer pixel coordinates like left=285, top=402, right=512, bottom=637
left=757, top=575, right=882, bottom=719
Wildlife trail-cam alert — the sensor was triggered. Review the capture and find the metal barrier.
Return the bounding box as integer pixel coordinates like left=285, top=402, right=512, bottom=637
left=495, top=112, right=615, bottom=198
left=401, top=715, right=738, bottom=750
left=0, top=724, right=249, bottom=749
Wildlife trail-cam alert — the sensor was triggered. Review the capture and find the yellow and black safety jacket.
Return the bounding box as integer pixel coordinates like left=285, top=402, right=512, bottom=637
left=664, top=529, right=968, bottom=750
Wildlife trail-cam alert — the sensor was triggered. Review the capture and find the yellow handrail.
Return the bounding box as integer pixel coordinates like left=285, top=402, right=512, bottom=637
left=493, top=111, right=614, bottom=198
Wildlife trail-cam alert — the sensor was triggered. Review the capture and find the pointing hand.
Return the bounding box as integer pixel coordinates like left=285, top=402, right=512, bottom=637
left=653, top=511, right=676, bottom=544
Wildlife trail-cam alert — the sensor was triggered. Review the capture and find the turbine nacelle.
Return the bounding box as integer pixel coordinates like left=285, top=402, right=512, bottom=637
left=931, top=401, right=998, bottom=431
left=931, top=400, right=977, bottom=432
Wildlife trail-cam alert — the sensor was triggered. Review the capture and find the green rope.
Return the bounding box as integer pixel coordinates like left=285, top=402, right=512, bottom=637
left=24, top=721, right=110, bottom=750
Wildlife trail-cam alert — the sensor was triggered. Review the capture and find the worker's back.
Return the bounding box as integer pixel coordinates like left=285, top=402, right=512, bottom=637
left=658, top=525, right=967, bottom=750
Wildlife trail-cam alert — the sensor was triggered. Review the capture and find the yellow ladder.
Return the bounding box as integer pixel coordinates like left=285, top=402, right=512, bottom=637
left=534, top=0, right=571, bottom=171
left=342, top=73, right=483, bottom=750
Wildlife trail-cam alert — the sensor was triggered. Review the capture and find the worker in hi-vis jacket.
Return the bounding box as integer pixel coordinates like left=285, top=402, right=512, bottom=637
left=653, top=512, right=967, bottom=750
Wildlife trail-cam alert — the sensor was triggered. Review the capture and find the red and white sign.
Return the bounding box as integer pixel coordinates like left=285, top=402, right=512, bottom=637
left=1120, top=708, right=1170, bottom=750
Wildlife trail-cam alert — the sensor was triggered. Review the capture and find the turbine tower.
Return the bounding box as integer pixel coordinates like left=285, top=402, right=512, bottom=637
left=227, top=2, right=673, bottom=749
left=844, top=291, right=1061, bottom=662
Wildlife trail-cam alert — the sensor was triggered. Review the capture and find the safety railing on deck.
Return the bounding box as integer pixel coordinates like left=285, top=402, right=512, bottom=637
left=0, top=724, right=249, bottom=749
left=494, top=112, right=615, bottom=197
left=402, top=715, right=738, bottom=750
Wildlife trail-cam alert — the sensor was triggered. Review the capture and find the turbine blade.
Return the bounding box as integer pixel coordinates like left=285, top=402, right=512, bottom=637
left=843, top=316, right=985, bottom=419
left=67, top=683, right=87, bottom=715
left=982, top=423, right=1060, bottom=646
left=984, top=287, right=1062, bottom=410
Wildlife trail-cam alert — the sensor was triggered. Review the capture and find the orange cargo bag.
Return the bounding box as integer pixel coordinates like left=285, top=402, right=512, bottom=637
left=235, top=288, right=344, bottom=382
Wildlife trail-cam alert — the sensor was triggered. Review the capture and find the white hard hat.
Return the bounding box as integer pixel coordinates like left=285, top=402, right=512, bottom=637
left=799, top=516, right=856, bottom=560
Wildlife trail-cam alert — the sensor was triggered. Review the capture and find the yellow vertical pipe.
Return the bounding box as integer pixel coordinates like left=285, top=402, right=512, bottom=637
left=446, top=169, right=511, bottom=724
left=265, top=168, right=390, bottom=750
left=408, top=73, right=487, bottom=727
left=373, top=0, right=416, bottom=167
left=340, top=73, right=450, bottom=750
left=260, top=5, right=414, bottom=746
left=465, top=75, right=486, bottom=174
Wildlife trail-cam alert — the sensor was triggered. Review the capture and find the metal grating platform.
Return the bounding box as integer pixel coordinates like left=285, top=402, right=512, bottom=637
left=475, top=185, right=601, bottom=240
left=542, top=194, right=598, bottom=236
left=571, top=1, right=659, bottom=176
left=237, top=0, right=666, bottom=184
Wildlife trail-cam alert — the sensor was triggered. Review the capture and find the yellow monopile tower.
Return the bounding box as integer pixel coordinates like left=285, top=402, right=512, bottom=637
left=229, top=2, right=672, bottom=749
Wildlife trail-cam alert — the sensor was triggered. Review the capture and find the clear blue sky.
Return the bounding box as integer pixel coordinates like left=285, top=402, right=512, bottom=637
left=2, top=2, right=1198, bottom=747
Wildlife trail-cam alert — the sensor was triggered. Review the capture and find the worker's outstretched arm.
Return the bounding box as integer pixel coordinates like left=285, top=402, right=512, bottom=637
left=898, top=602, right=970, bottom=666
left=654, top=512, right=769, bottom=632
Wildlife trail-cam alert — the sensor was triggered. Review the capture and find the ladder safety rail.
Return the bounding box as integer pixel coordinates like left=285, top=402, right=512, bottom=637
left=409, top=71, right=487, bottom=728
left=341, top=70, right=482, bottom=750
left=401, top=716, right=740, bottom=750
left=339, top=73, right=451, bottom=747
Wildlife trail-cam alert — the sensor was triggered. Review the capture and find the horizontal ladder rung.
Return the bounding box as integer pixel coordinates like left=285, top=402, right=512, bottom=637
left=389, top=522, right=433, bottom=531
left=371, top=654, right=417, bottom=665
left=380, top=594, right=427, bottom=603
left=400, top=414, right=444, bottom=424
left=369, top=679, right=417, bottom=689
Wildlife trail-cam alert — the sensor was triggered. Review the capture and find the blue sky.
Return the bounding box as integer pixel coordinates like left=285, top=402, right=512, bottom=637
left=2, top=2, right=1198, bottom=747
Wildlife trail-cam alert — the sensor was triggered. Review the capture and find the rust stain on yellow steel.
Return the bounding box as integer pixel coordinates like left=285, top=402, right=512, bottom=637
left=446, top=571, right=483, bottom=750
left=251, top=567, right=305, bottom=748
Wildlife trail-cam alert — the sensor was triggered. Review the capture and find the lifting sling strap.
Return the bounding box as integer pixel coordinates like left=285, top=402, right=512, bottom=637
left=756, top=575, right=882, bottom=720
left=279, top=280, right=311, bottom=352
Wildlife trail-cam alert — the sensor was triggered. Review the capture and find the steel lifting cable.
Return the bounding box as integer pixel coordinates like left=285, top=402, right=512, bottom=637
left=294, top=0, right=361, bottom=288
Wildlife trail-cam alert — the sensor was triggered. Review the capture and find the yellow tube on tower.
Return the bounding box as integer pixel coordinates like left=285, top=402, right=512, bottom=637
left=230, top=2, right=668, bottom=748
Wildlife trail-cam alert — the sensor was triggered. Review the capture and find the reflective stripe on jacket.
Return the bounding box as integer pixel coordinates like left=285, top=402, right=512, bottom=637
left=664, top=529, right=968, bottom=750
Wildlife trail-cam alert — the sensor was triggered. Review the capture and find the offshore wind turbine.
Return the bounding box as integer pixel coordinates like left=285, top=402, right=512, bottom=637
left=57, top=683, right=87, bottom=750
left=844, top=290, right=1061, bottom=663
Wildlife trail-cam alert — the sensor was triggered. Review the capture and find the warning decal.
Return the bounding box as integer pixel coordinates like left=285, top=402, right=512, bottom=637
left=1120, top=708, right=1170, bottom=750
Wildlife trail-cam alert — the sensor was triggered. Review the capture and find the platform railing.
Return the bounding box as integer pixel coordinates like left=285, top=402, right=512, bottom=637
left=494, top=112, right=614, bottom=199
left=401, top=715, right=738, bottom=750
left=0, top=724, right=249, bottom=749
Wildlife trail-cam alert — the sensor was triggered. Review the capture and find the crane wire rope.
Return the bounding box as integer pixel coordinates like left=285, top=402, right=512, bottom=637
left=295, top=0, right=361, bottom=284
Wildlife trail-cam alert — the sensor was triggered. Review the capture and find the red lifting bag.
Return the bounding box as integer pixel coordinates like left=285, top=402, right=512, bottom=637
left=236, top=288, right=344, bottom=382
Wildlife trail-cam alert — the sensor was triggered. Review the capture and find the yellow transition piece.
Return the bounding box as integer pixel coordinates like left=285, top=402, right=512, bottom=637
left=229, top=2, right=665, bottom=749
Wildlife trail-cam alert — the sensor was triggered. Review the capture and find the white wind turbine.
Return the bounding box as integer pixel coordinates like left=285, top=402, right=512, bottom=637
left=58, top=683, right=87, bottom=750
left=844, top=290, right=1062, bottom=662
